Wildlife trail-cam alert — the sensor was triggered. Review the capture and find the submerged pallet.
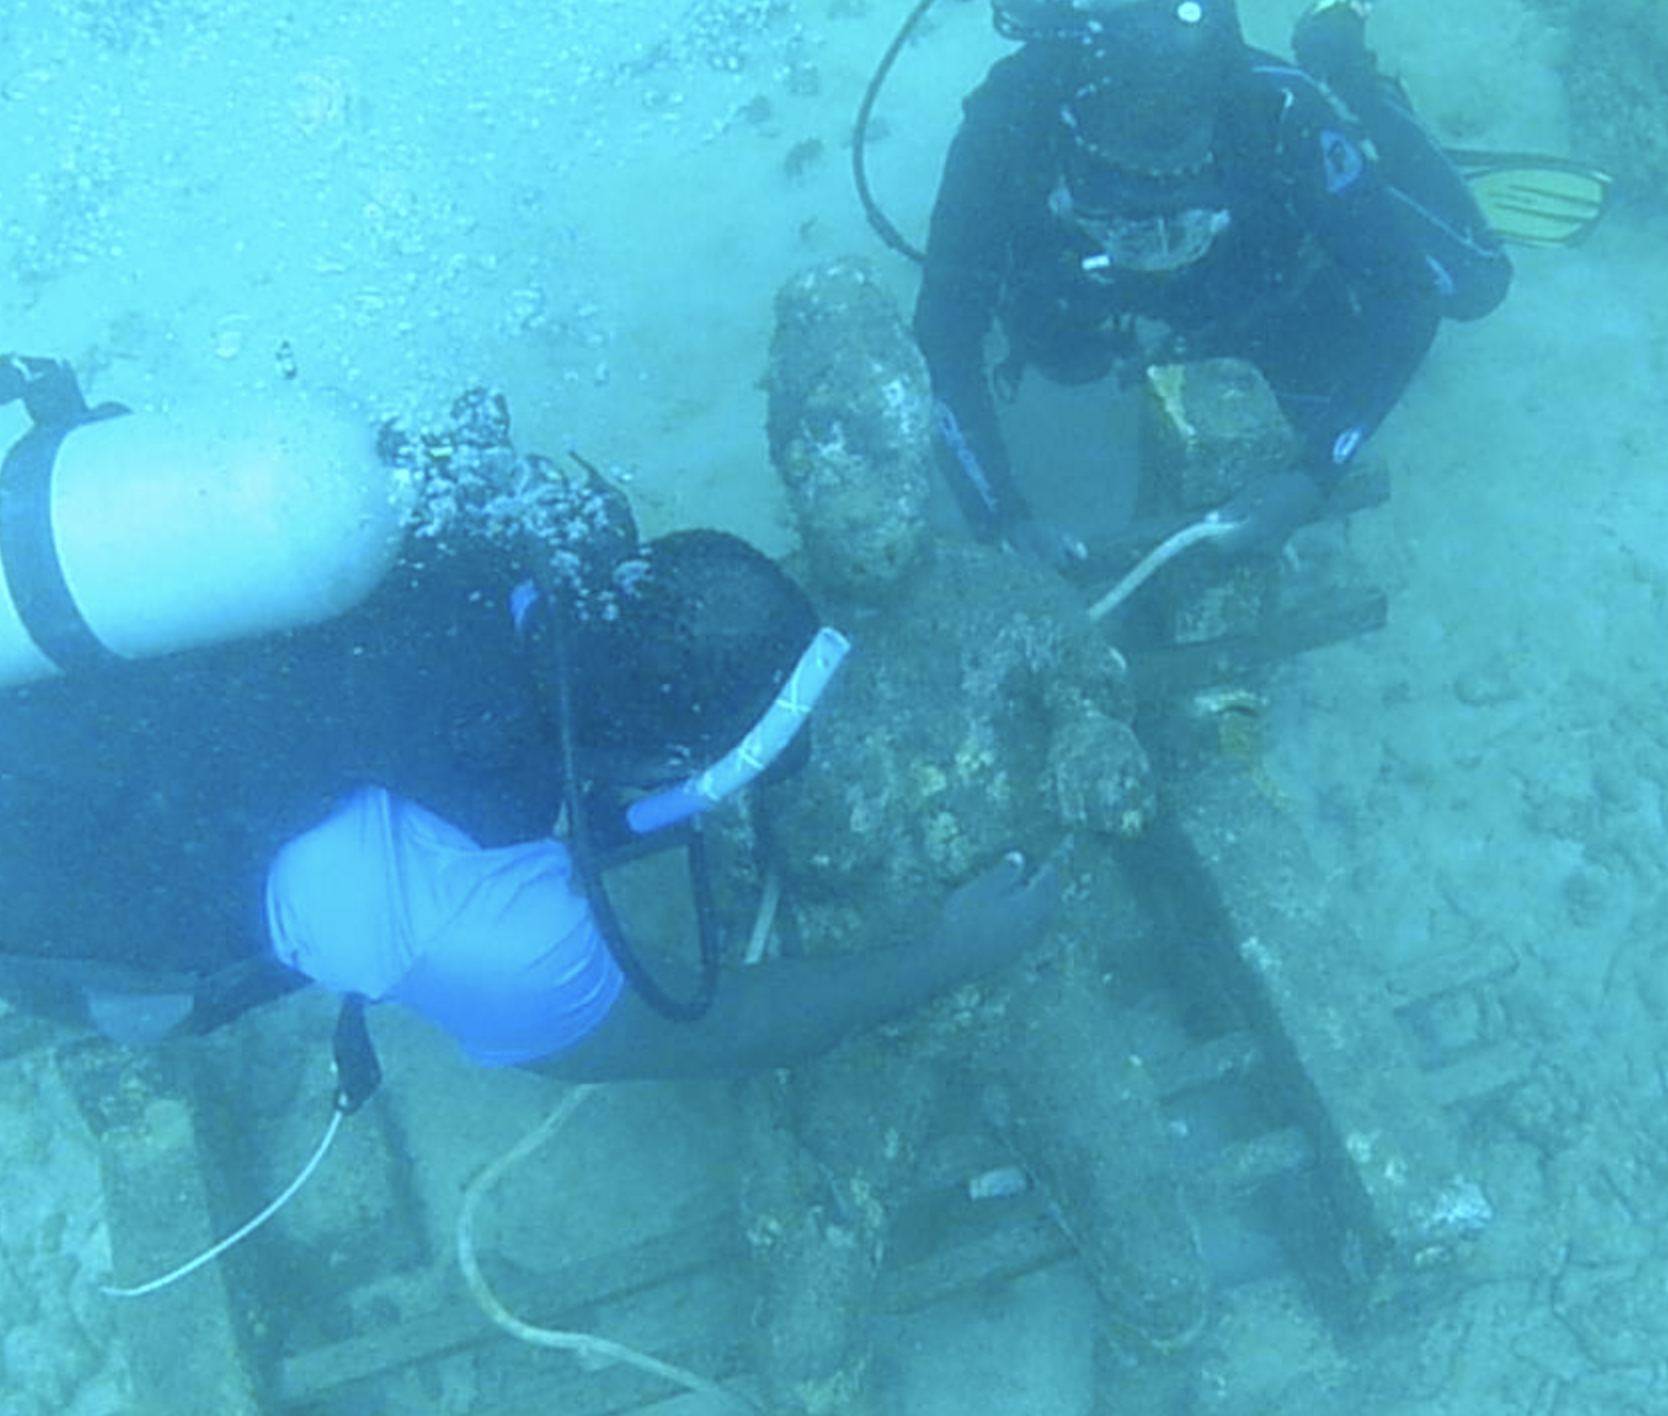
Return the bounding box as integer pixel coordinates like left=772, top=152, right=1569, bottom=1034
left=60, top=962, right=1521, bottom=1416
left=1122, top=755, right=1517, bottom=1313
left=56, top=1041, right=265, bottom=1415
left=56, top=772, right=1523, bottom=1414
left=59, top=1030, right=1084, bottom=1416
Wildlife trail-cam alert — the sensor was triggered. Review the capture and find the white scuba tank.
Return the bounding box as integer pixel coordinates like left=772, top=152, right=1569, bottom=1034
left=0, top=387, right=413, bottom=689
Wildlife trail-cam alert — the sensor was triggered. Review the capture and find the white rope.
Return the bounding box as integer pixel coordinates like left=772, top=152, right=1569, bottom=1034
left=742, top=868, right=783, bottom=966
left=456, top=1085, right=760, bottom=1414
left=102, top=1103, right=345, bottom=1298
left=1087, top=514, right=1237, bottom=622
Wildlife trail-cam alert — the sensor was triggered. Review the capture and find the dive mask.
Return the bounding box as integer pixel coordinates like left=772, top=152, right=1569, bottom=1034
left=1051, top=172, right=1231, bottom=276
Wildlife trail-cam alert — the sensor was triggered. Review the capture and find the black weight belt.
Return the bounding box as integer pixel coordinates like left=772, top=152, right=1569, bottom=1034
left=0, top=406, right=130, bottom=675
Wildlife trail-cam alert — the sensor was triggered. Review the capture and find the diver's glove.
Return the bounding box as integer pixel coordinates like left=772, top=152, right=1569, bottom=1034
left=1209, top=470, right=1325, bottom=557
left=1293, top=0, right=1378, bottom=94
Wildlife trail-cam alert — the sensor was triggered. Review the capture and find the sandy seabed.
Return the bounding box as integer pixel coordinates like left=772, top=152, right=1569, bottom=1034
left=3, top=0, right=1668, bottom=1412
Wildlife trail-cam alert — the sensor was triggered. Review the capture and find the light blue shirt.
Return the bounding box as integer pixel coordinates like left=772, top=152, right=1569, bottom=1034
left=265, top=787, right=623, bottom=1065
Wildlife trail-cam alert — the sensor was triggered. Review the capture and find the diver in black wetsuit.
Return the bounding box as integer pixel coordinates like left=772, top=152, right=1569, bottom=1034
left=913, top=0, right=1513, bottom=563
left=0, top=380, right=1058, bottom=1079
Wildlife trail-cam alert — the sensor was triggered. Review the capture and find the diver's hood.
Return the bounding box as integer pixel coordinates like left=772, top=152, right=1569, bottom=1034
left=997, top=0, right=1240, bottom=43
left=1058, top=0, right=1245, bottom=179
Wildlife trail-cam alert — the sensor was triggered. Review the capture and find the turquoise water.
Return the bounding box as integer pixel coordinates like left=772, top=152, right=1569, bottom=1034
left=3, top=1, right=1667, bottom=1413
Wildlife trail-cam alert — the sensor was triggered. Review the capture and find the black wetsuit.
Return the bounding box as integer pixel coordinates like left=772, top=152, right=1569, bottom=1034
left=913, top=41, right=1513, bottom=535
left=0, top=544, right=563, bottom=1035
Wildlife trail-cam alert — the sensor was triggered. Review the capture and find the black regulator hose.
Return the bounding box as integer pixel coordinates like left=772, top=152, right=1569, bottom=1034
left=548, top=598, right=721, bottom=1024
left=852, top=0, right=941, bottom=264
left=331, top=995, right=383, bottom=1114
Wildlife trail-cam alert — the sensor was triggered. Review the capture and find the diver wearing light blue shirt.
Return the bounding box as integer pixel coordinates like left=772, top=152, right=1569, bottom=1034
left=0, top=390, right=1059, bottom=1079
left=260, top=528, right=1058, bottom=1081
left=267, top=786, right=623, bottom=1067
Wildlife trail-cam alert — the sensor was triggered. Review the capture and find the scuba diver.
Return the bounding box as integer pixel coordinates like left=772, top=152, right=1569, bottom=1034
left=908, top=0, right=1514, bottom=564
left=0, top=376, right=1058, bottom=1081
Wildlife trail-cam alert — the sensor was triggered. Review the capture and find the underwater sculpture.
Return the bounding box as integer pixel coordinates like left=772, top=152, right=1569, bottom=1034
left=744, top=256, right=1206, bottom=1415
